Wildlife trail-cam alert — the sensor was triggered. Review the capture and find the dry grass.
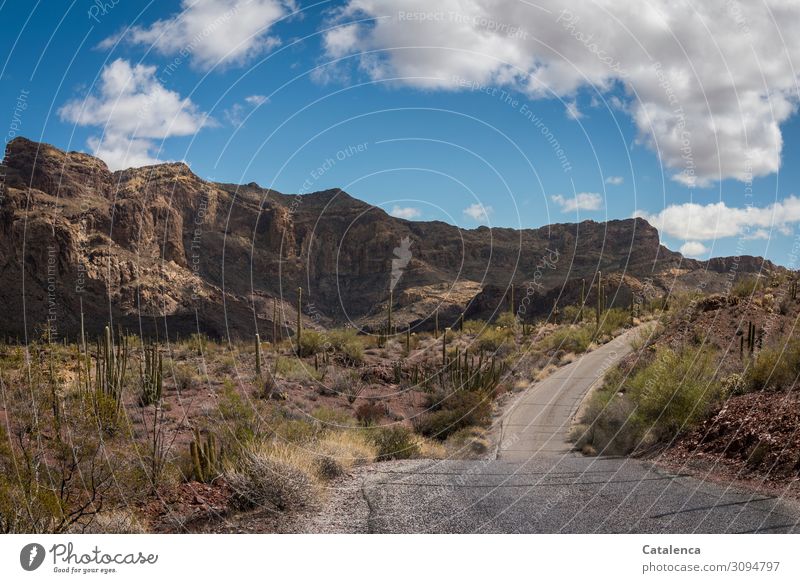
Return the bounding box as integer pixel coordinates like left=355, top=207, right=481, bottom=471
left=226, top=442, right=320, bottom=512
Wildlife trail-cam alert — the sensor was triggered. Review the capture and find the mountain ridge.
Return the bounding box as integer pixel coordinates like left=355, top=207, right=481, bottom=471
left=0, top=137, right=780, bottom=340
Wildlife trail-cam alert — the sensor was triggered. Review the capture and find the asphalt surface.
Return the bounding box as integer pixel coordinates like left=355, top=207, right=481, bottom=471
left=306, top=328, right=800, bottom=533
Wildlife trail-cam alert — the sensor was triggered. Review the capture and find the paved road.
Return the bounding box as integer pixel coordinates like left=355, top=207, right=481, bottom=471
left=306, top=328, right=800, bottom=533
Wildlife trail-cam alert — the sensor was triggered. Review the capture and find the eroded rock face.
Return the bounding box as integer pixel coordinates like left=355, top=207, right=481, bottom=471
left=0, top=137, right=780, bottom=340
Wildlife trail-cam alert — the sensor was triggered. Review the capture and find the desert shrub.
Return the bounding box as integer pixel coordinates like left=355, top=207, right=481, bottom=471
left=355, top=401, right=384, bottom=426
left=596, top=308, right=631, bottom=337
left=571, top=369, right=638, bottom=456
left=311, top=406, right=356, bottom=428
left=540, top=325, right=592, bottom=354
left=171, top=361, right=199, bottom=391
left=732, top=276, right=760, bottom=298
left=328, top=370, right=364, bottom=403
left=476, top=326, right=513, bottom=352
left=226, top=443, right=318, bottom=511
left=368, top=426, right=420, bottom=460
left=415, top=391, right=492, bottom=440
left=495, top=312, right=518, bottom=328
left=297, top=330, right=326, bottom=357
left=561, top=304, right=584, bottom=323
left=575, top=347, right=721, bottom=455
left=312, top=431, right=377, bottom=477
left=275, top=356, right=319, bottom=381
left=186, top=332, right=207, bottom=355
left=461, top=319, right=487, bottom=334
left=218, top=381, right=258, bottom=445
left=326, top=328, right=364, bottom=365
left=745, top=340, right=800, bottom=391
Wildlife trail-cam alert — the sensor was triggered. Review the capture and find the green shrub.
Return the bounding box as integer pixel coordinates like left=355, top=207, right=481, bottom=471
left=596, top=308, right=631, bottom=337
left=575, top=346, right=721, bottom=455
left=540, top=325, right=592, bottom=353
left=368, top=426, right=420, bottom=460
left=495, top=312, right=518, bottom=328
left=275, top=356, right=319, bottom=381
left=297, top=330, right=326, bottom=357
left=415, top=391, right=492, bottom=440
left=732, top=276, right=760, bottom=298
left=745, top=341, right=800, bottom=391
left=326, top=328, right=364, bottom=365
left=461, top=319, right=487, bottom=334
left=477, top=326, right=513, bottom=352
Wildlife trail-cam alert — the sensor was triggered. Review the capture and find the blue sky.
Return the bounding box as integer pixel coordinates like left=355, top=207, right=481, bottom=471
left=3, top=1, right=800, bottom=266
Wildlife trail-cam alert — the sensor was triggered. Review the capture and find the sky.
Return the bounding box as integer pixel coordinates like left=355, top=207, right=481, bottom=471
left=2, top=0, right=800, bottom=266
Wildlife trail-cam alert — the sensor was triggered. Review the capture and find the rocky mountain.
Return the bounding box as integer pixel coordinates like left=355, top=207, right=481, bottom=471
left=0, top=137, right=780, bottom=341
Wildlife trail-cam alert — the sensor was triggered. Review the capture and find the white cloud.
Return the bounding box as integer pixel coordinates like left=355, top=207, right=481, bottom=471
left=245, top=94, right=268, bottom=106
left=635, top=196, right=800, bottom=241
left=224, top=94, right=269, bottom=127
left=108, top=0, right=292, bottom=70
left=323, top=0, right=800, bottom=186
left=390, top=205, right=422, bottom=219
left=679, top=241, right=709, bottom=257
left=59, top=59, right=210, bottom=170
left=551, top=192, right=603, bottom=213
left=605, top=175, right=624, bottom=185
left=565, top=100, right=582, bottom=120
left=463, top=203, right=493, bottom=222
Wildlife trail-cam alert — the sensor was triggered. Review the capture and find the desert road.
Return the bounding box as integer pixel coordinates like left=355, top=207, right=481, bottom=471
left=305, top=328, right=800, bottom=533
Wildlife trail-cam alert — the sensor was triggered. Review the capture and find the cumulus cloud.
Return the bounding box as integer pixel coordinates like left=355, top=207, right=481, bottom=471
left=635, top=196, right=800, bottom=241
left=323, top=0, right=800, bottom=186
left=565, top=100, right=582, bottom=120
left=106, top=0, right=292, bottom=70
left=463, top=202, right=493, bottom=222
left=605, top=175, right=624, bottom=185
left=59, top=59, right=211, bottom=170
left=679, top=241, right=709, bottom=257
left=390, top=205, right=422, bottom=219
left=551, top=192, right=603, bottom=212
left=224, top=94, right=269, bottom=127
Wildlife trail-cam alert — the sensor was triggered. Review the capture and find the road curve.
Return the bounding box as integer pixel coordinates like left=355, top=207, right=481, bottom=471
left=301, top=327, right=800, bottom=534
left=497, top=326, right=641, bottom=460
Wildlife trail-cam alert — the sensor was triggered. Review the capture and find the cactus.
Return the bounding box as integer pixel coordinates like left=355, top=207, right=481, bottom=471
left=296, top=287, right=303, bottom=348
left=95, top=325, right=129, bottom=413
left=509, top=283, right=515, bottom=315
left=388, top=289, right=393, bottom=338
left=595, top=271, right=604, bottom=330
left=434, top=309, right=439, bottom=339
left=139, top=343, right=163, bottom=406
left=255, top=333, right=262, bottom=377
left=405, top=327, right=411, bottom=353
left=190, top=428, right=219, bottom=483
left=442, top=327, right=449, bottom=366
left=272, top=299, right=278, bottom=343
left=580, top=278, right=586, bottom=321
left=458, top=312, right=464, bottom=331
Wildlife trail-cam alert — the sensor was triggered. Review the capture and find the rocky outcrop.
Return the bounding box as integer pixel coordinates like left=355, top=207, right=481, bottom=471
left=0, top=137, right=783, bottom=340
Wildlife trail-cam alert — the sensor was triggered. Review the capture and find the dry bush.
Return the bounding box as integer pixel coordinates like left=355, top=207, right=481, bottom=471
left=367, top=426, right=421, bottom=460
left=312, top=431, right=378, bottom=478
left=355, top=401, right=384, bottom=426
left=226, top=442, right=319, bottom=511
